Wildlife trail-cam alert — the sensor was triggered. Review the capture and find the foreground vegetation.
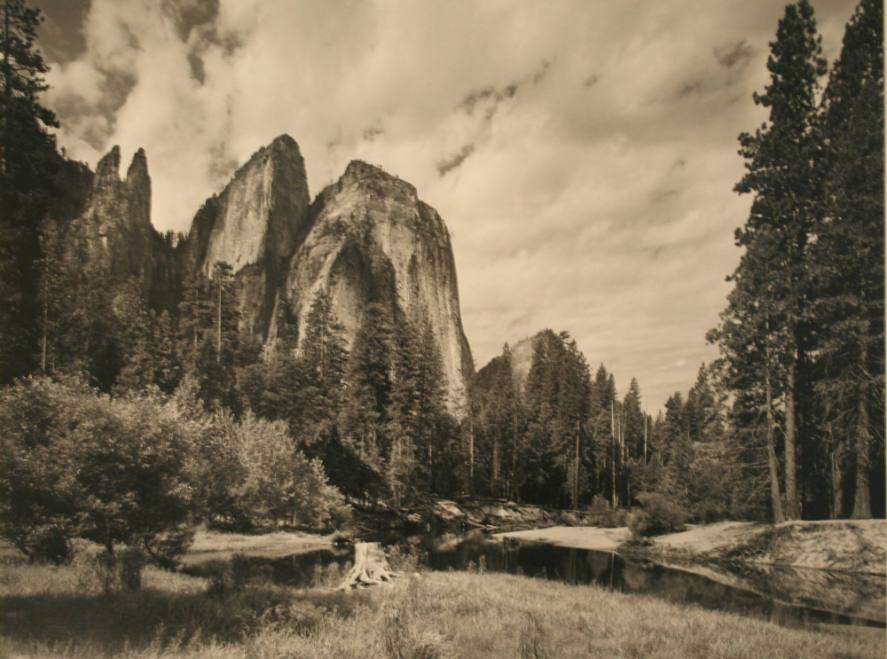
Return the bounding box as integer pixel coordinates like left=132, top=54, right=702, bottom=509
left=1, top=547, right=883, bottom=659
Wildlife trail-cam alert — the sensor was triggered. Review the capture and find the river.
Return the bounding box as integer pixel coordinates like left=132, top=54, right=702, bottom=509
left=184, top=532, right=886, bottom=631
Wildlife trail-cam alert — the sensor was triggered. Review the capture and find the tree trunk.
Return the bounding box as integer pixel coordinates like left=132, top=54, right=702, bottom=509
left=468, top=417, right=475, bottom=494
left=643, top=413, right=648, bottom=464
left=851, top=373, right=872, bottom=519
left=765, top=359, right=785, bottom=523
left=830, top=442, right=843, bottom=519
left=572, top=421, right=580, bottom=509
left=338, top=542, right=398, bottom=590
left=492, top=429, right=501, bottom=494
left=216, top=275, right=222, bottom=364
left=611, top=400, right=618, bottom=507
left=40, top=266, right=48, bottom=372
left=784, top=359, right=799, bottom=519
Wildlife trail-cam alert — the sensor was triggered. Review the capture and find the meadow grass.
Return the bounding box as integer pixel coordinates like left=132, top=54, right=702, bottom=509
left=1, top=550, right=884, bottom=658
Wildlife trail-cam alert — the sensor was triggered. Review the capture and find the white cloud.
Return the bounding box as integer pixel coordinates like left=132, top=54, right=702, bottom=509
left=43, top=0, right=857, bottom=409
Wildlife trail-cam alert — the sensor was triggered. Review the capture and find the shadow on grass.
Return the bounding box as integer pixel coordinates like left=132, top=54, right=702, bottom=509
left=2, top=581, right=374, bottom=655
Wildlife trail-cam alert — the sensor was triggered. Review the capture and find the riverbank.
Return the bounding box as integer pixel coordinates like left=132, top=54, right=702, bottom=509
left=182, top=528, right=336, bottom=565
left=1, top=553, right=882, bottom=658
left=495, top=524, right=630, bottom=550
left=498, top=519, right=887, bottom=574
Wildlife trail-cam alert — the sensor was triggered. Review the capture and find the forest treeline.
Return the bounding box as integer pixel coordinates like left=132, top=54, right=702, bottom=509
left=0, top=0, right=883, bottom=565
left=473, top=0, right=885, bottom=520
left=710, top=0, right=884, bottom=520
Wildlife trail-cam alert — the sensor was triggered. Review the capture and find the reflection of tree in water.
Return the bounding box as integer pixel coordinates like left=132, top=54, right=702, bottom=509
left=586, top=551, right=611, bottom=581
left=198, top=537, right=885, bottom=629
left=706, top=561, right=886, bottom=622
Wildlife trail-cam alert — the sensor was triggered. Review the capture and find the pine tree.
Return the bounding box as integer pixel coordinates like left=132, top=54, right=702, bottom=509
left=176, top=263, right=240, bottom=410
left=301, top=288, right=349, bottom=440
left=720, top=0, right=827, bottom=520
left=177, top=271, right=212, bottom=369
left=340, top=302, right=394, bottom=491
left=812, top=0, right=884, bottom=519
left=589, top=364, right=617, bottom=504
left=0, top=0, right=60, bottom=382
left=623, top=378, right=645, bottom=458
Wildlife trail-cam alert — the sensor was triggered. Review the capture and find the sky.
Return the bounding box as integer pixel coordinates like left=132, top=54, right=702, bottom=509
left=35, top=0, right=857, bottom=412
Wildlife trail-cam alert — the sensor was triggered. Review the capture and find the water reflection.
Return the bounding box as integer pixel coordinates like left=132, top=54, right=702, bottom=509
left=186, top=534, right=885, bottom=630
left=426, top=537, right=885, bottom=630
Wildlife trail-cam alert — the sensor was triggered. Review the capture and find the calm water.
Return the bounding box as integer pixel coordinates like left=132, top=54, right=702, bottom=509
left=187, top=534, right=886, bottom=630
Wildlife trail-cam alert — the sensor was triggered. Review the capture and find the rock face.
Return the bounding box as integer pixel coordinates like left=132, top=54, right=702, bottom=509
left=509, top=335, right=537, bottom=389
left=67, top=134, right=474, bottom=416
left=277, top=159, right=473, bottom=415
left=187, top=135, right=311, bottom=339
left=67, top=145, right=156, bottom=285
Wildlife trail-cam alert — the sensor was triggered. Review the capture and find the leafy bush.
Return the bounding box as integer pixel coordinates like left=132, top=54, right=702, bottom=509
left=223, top=413, right=352, bottom=531
left=22, top=525, right=72, bottom=564
left=0, top=377, right=196, bottom=563
left=628, top=492, right=688, bottom=539
left=587, top=495, right=626, bottom=528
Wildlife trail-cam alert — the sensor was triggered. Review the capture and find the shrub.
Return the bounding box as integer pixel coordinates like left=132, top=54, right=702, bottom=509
left=0, top=377, right=196, bottom=563
left=200, top=412, right=352, bottom=532
left=21, top=524, right=72, bottom=564
left=386, top=545, right=422, bottom=573
left=587, top=495, right=626, bottom=528
left=628, top=492, right=688, bottom=539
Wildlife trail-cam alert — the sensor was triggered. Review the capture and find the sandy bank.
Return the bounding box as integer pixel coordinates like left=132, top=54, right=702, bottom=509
left=495, top=525, right=630, bottom=550
left=182, top=529, right=334, bottom=564
left=496, top=519, right=887, bottom=574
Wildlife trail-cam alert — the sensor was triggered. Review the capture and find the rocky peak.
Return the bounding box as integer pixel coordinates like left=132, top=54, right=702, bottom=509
left=341, top=160, right=418, bottom=200
left=281, top=159, right=473, bottom=416
left=95, top=145, right=121, bottom=183
left=187, top=133, right=311, bottom=339
left=195, top=133, right=309, bottom=275
left=64, top=145, right=155, bottom=288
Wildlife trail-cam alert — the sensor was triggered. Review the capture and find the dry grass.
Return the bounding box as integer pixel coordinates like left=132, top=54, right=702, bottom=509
left=1, top=549, right=884, bottom=659
left=182, top=528, right=335, bottom=565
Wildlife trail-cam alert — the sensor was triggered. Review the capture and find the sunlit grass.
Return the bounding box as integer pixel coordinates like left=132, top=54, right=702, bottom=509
left=1, top=552, right=883, bottom=658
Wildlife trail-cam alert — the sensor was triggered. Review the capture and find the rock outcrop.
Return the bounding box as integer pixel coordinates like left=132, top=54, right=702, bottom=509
left=277, top=159, right=473, bottom=415
left=187, top=134, right=311, bottom=340
left=66, top=133, right=473, bottom=416
left=67, top=145, right=156, bottom=285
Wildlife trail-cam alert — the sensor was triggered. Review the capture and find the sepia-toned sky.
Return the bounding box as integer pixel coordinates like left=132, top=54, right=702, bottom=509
left=35, top=0, right=857, bottom=411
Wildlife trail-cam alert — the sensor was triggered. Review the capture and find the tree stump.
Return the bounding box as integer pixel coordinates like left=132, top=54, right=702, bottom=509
left=338, top=542, right=398, bottom=590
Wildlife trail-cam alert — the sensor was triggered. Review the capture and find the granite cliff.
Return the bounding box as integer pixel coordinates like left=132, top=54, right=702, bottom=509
left=187, top=135, right=311, bottom=340
left=66, top=145, right=155, bottom=284
left=277, top=159, right=473, bottom=414
left=69, top=134, right=473, bottom=415
left=187, top=135, right=472, bottom=417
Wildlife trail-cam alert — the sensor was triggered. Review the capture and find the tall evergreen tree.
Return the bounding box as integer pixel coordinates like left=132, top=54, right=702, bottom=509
left=0, top=0, right=60, bottom=382
left=812, top=0, right=884, bottom=519
left=341, top=303, right=394, bottom=477
left=301, top=289, right=349, bottom=440
left=623, top=378, right=645, bottom=458
left=589, top=364, right=617, bottom=504
left=718, top=0, right=827, bottom=520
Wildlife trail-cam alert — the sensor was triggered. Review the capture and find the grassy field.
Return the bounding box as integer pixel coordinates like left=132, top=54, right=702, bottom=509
left=1, top=547, right=884, bottom=658
left=182, top=528, right=336, bottom=565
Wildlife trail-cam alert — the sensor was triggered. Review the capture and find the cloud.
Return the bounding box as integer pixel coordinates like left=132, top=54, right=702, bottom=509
left=714, top=40, right=754, bottom=69
left=436, top=143, right=476, bottom=176
left=39, top=0, right=858, bottom=409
